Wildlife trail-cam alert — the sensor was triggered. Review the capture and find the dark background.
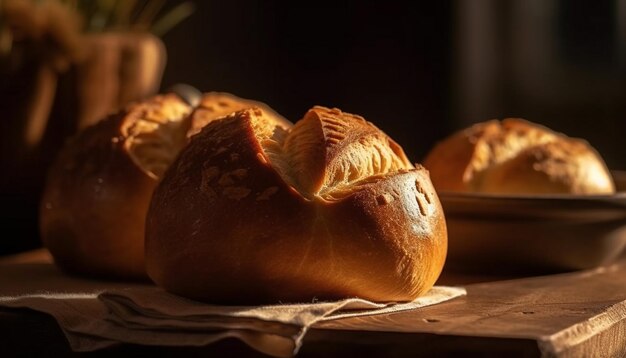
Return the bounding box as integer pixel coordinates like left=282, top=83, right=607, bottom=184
left=2, top=0, right=626, bottom=255
left=159, top=0, right=626, bottom=167
left=160, top=0, right=454, bottom=162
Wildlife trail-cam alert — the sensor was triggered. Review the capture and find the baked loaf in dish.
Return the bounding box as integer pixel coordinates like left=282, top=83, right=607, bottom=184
left=40, top=92, right=282, bottom=279
left=146, top=106, right=447, bottom=304
left=423, top=118, right=615, bottom=195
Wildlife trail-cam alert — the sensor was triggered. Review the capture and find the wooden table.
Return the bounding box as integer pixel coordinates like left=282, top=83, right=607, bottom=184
left=1, top=249, right=625, bottom=357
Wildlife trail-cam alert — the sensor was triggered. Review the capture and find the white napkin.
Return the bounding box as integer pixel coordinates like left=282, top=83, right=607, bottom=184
left=0, top=263, right=465, bottom=357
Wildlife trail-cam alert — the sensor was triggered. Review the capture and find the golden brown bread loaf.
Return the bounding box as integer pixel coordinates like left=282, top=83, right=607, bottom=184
left=39, top=94, right=191, bottom=279
left=40, top=92, right=284, bottom=279
left=146, top=106, right=447, bottom=304
left=423, top=118, right=615, bottom=195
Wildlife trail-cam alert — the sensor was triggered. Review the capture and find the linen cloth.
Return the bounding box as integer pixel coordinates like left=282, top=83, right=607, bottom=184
left=0, top=263, right=465, bottom=357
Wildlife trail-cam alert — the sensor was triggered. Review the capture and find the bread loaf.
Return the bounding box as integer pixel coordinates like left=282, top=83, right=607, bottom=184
left=423, top=118, right=615, bottom=195
left=146, top=106, right=447, bottom=304
left=40, top=94, right=191, bottom=279
left=40, top=92, right=285, bottom=279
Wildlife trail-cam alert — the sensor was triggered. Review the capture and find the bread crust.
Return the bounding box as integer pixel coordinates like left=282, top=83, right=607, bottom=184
left=188, top=92, right=290, bottom=137
left=146, top=106, right=447, bottom=304
left=40, top=94, right=191, bottom=279
left=424, top=118, right=615, bottom=195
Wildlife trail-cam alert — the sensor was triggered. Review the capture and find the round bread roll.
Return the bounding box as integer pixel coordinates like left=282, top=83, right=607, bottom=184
left=40, top=94, right=192, bottom=279
left=146, top=106, right=447, bottom=304
left=40, top=92, right=285, bottom=279
left=423, top=118, right=615, bottom=195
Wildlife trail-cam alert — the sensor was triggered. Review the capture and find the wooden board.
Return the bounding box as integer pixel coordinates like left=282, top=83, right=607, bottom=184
left=1, top=250, right=626, bottom=357
left=314, top=263, right=626, bottom=357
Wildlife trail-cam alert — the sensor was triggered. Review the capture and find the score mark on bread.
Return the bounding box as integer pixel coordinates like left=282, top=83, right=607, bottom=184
left=259, top=106, right=414, bottom=200
left=123, top=96, right=192, bottom=179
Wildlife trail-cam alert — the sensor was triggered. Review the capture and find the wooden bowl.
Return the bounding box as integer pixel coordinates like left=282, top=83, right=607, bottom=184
left=441, top=171, right=626, bottom=274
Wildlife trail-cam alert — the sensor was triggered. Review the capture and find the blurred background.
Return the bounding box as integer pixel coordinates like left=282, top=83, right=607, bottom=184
left=2, top=0, right=626, bottom=255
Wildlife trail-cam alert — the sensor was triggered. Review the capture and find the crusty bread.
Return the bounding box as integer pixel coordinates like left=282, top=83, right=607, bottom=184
left=146, top=106, right=447, bottom=304
left=423, top=118, right=615, bottom=195
left=188, top=92, right=290, bottom=137
left=40, top=94, right=192, bottom=279
left=40, top=92, right=286, bottom=279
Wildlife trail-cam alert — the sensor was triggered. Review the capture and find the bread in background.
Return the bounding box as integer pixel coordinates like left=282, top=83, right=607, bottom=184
left=188, top=92, right=291, bottom=137
left=40, top=94, right=191, bottom=279
left=423, top=118, right=615, bottom=195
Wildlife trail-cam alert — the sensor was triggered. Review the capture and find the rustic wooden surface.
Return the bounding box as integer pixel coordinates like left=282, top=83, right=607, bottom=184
left=316, top=263, right=626, bottom=357
left=1, top=250, right=626, bottom=357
